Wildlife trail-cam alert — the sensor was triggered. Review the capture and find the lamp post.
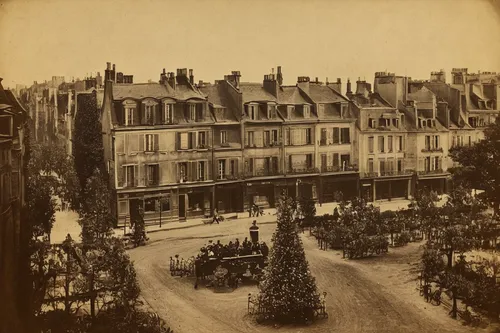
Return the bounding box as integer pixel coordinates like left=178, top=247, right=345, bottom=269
left=296, top=179, right=301, bottom=200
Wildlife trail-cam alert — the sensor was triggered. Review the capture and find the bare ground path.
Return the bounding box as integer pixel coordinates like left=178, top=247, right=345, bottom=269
left=129, top=221, right=477, bottom=333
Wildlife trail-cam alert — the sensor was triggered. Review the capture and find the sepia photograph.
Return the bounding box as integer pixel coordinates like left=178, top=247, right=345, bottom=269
left=1, top=0, right=500, bottom=332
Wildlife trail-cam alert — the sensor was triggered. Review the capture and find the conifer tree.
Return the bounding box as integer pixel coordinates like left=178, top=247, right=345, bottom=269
left=258, top=194, right=321, bottom=324
left=130, top=200, right=147, bottom=247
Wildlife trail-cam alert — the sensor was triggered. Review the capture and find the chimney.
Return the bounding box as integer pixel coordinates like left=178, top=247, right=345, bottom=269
left=346, top=78, right=352, bottom=98
left=160, top=68, right=167, bottom=85
left=329, top=78, right=342, bottom=94
left=326, top=77, right=329, bottom=85
left=189, top=69, right=194, bottom=85
left=231, top=71, right=241, bottom=89
left=297, top=76, right=310, bottom=94
left=263, top=71, right=279, bottom=98
left=277, top=66, right=283, bottom=86
left=315, top=77, right=319, bottom=83
left=168, top=72, right=176, bottom=90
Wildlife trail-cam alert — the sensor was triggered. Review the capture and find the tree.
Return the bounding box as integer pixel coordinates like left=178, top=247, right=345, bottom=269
left=130, top=200, right=147, bottom=247
left=408, top=189, right=440, bottom=240
left=449, top=117, right=500, bottom=215
left=73, top=92, right=105, bottom=193
left=297, top=196, right=316, bottom=233
left=78, top=169, right=115, bottom=246
left=258, top=194, right=321, bottom=324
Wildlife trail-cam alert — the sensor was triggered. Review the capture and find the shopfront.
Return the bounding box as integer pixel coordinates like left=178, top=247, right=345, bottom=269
left=320, top=174, right=359, bottom=203
left=215, top=182, right=244, bottom=213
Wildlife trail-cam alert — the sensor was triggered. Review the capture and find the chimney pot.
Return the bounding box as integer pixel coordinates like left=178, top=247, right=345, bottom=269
left=163, top=68, right=166, bottom=74
left=106, top=62, right=111, bottom=70
left=189, top=69, right=193, bottom=76
left=337, top=78, right=341, bottom=83
left=113, top=64, right=115, bottom=71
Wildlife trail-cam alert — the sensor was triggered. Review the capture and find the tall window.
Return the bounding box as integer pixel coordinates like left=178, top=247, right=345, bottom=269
left=218, top=160, right=226, bottom=179
left=220, top=130, right=227, bottom=145
left=164, top=104, right=173, bottom=124
left=272, top=129, right=279, bottom=144
left=397, top=136, right=403, bottom=151
left=388, top=136, right=393, bottom=152
left=425, top=136, right=431, bottom=150
left=368, top=158, right=374, bottom=173
left=246, top=131, right=255, bottom=146
left=264, top=130, right=271, bottom=146
left=145, top=134, right=158, bottom=152
left=198, top=131, right=206, bottom=148
left=397, top=159, right=403, bottom=172
left=368, top=118, right=376, bottom=129
left=147, top=164, right=159, bottom=185
left=198, top=161, right=205, bottom=181
left=230, top=160, right=237, bottom=176
left=125, top=165, right=136, bottom=187
left=434, top=135, right=440, bottom=149
left=125, top=108, right=135, bottom=125
left=320, top=128, right=327, bottom=146
left=340, top=128, right=350, bottom=144
left=434, top=157, right=440, bottom=171
left=379, top=159, right=386, bottom=174
left=305, top=128, right=312, bottom=144
left=268, top=105, right=277, bottom=119
left=368, top=136, right=374, bottom=153
left=378, top=136, right=385, bottom=152
left=306, top=154, right=313, bottom=168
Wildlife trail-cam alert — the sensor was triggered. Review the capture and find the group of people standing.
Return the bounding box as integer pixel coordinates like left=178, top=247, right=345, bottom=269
left=197, top=236, right=269, bottom=260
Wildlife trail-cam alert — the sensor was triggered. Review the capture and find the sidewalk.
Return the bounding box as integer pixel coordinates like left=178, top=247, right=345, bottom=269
left=113, top=199, right=417, bottom=237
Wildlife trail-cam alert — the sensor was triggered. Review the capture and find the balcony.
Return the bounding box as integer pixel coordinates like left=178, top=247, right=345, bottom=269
left=120, top=179, right=139, bottom=188
left=287, top=167, right=319, bottom=175
left=244, top=169, right=282, bottom=178
left=421, top=148, right=443, bottom=153
left=417, top=168, right=448, bottom=176
left=216, top=173, right=242, bottom=181
left=320, top=165, right=358, bottom=173
left=263, top=141, right=282, bottom=148
left=379, top=170, right=414, bottom=177
left=146, top=179, right=160, bottom=186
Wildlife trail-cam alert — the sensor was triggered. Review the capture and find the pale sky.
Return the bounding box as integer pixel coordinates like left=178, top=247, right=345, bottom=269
left=1, top=0, right=499, bottom=92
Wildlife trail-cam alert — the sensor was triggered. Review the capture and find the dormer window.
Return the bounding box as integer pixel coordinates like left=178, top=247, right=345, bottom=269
left=248, top=104, right=257, bottom=120
left=163, top=103, right=173, bottom=124
left=341, top=104, right=348, bottom=117
left=267, top=105, right=277, bottom=119
left=145, top=105, right=154, bottom=125
left=368, top=118, right=376, bottom=129
left=287, top=105, right=294, bottom=120
left=189, top=104, right=196, bottom=121
left=392, top=118, right=399, bottom=128
left=303, top=105, right=310, bottom=118
left=125, top=107, right=135, bottom=126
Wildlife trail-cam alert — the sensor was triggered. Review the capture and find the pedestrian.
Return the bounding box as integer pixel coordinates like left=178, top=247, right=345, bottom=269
left=213, top=208, right=220, bottom=224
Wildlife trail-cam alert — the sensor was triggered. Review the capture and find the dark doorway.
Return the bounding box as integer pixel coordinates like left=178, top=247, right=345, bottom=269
left=179, top=194, right=186, bottom=220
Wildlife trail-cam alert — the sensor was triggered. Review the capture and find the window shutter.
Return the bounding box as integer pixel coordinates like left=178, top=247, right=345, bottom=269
left=255, top=131, right=263, bottom=147
left=118, top=166, right=125, bottom=187
left=234, top=159, right=239, bottom=175
left=180, top=132, right=188, bottom=150
left=196, top=103, right=203, bottom=121
left=333, top=153, right=339, bottom=167
left=154, top=134, right=159, bottom=151
left=184, top=103, right=189, bottom=120
left=155, top=103, right=162, bottom=124
left=333, top=128, right=339, bottom=144
left=139, top=134, right=145, bottom=151
left=140, top=102, right=146, bottom=125
left=345, top=128, right=350, bottom=143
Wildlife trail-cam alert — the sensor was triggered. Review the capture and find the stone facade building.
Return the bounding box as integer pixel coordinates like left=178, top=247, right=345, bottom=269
left=0, top=78, right=27, bottom=333
left=99, top=63, right=500, bottom=224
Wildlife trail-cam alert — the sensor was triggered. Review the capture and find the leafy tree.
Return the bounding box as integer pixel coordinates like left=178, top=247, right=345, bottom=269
left=421, top=245, right=445, bottom=284
left=258, top=194, right=321, bottom=324
left=449, top=117, right=500, bottom=215
left=73, top=92, right=105, bottom=193
left=78, top=169, right=115, bottom=246
left=408, top=189, right=440, bottom=240
left=130, top=200, right=148, bottom=247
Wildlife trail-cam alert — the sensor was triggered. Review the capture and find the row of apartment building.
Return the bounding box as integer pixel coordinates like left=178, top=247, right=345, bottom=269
left=0, top=78, right=28, bottom=332
left=94, top=64, right=499, bottom=224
